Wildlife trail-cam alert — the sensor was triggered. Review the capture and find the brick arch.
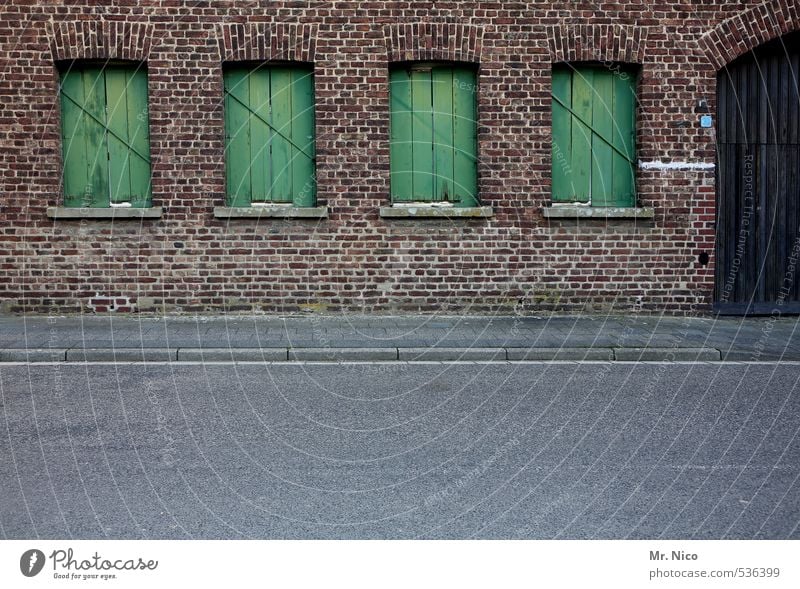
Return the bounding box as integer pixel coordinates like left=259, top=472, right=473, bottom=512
left=47, top=20, right=154, bottom=62
left=699, top=0, right=800, bottom=69
left=384, top=22, right=484, bottom=63
left=217, top=22, right=317, bottom=62
left=546, top=22, right=649, bottom=64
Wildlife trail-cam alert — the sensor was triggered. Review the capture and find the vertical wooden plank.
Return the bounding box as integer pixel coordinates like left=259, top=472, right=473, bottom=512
left=779, top=52, right=790, bottom=145
left=82, top=66, right=109, bottom=207
left=104, top=67, right=132, bottom=204
left=452, top=65, right=477, bottom=206
left=125, top=67, right=151, bottom=207
left=736, top=55, right=749, bottom=145
left=224, top=68, right=251, bottom=207
left=768, top=54, right=780, bottom=145
left=757, top=54, right=769, bottom=146
left=290, top=66, right=315, bottom=206
left=249, top=66, right=271, bottom=203
left=411, top=68, right=434, bottom=201
left=570, top=67, right=593, bottom=203
left=718, top=70, right=729, bottom=145
left=60, top=69, right=90, bottom=207
left=590, top=69, right=614, bottom=206
left=792, top=146, right=800, bottom=301
left=269, top=67, right=293, bottom=202
left=612, top=68, right=636, bottom=207
left=432, top=67, right=454, bottom=202
left=790, top=52, right=800, bottom=145
left=390, top=68, right=414, bottom=202
left=551, top=67, right=573, bottom=202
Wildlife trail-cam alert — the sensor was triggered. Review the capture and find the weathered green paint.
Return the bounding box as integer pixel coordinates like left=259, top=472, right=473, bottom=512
left=551, top=65, right=636, bottom=207
left=270, top=67, right=294, bottom=202
left=591, top=70, right=614, bottom=206
left=570, top=68, right=594, bottom=203
left=612, top=70, right=636, bottom=207
left=551, top=68, right=573, bottom=201
left=223, top=64, right=316, bottom=207
left=390, top=64, right=477, bottom=206
left=291, top=68, right=316, bottom=207
left=389, top=69, right=414, bottom=202
left=410, top=68, right=434, bottom=200
left=432, top=67, right=454, bottom=201
left=60, top=65, right=151, bottom=208
left=451, top=66, right=478, bottom=206
left=249, top=66, right=270, bottom=203
left=224, top=68, right=252, bottom=207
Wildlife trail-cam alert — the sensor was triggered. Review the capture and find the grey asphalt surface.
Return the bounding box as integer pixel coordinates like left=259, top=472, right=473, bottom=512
left=1, top=362, right=798, bottom=540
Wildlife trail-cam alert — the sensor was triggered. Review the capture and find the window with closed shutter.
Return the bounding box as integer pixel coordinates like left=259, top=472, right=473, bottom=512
left=551, top=65, right=637, bottom=207
left=390, top=63, right=478, bottom=207
left=60, top=63, right=151, bottom=208
left=223, top=64, right=316, bottom=207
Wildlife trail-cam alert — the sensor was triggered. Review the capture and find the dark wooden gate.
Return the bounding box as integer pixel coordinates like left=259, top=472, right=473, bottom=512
left=715, top=32, right=800, bottom=315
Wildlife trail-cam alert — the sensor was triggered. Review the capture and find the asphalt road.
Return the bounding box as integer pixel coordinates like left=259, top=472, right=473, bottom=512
left=1, top=362, right=799, bottom=540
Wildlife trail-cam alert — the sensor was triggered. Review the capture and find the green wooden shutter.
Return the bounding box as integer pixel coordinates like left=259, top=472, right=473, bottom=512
left=60, top=64, right=151, bottom=208
left=224, top=65, right=316, bottom=207
left=390, top=64, right=477, bottom=207
left=551, top=65, right=636, bottom=207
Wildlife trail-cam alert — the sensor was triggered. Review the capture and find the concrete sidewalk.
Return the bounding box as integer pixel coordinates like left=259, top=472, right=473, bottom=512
left=0, top=314, right=799, bottom=362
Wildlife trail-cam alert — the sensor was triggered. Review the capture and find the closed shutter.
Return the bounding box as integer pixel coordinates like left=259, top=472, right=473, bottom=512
left=60, top=65, right=151, bottom=208
left=224, top=65, right=316, bottom=207
left=390, top=64, right=478, bottom=206
left=551, top=66, right=636, bottom=207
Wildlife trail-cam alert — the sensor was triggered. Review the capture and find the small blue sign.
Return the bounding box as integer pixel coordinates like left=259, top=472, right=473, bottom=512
left=700, top=115, right=713, bottom=128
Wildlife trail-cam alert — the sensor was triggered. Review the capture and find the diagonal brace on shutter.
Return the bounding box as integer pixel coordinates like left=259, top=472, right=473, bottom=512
left=60, top=89, right=151, bottom=164
left=224, top=89, right=315, bottom=162
left=551, top=93, right=635, bottom=165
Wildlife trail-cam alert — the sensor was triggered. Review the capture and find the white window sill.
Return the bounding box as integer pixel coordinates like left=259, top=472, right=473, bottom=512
left=47, top=207, right=163, bottom=219
left=214, top=206, right=328, bottom=219
left=380, top=205, right=493, bottom=218
left=541, top=205, right=654, bottom=219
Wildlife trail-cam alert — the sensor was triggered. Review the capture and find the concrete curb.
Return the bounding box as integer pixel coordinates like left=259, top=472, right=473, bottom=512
left=65, top=348, right=178, bottom=362
left=506, top=347, right=614, bottom=361
left=613, top=347, right=721, bottom=361
left=288, top=348, right=398, bottom=361
left=398, top=347, right=505, bottom=361
left=178, top=348, right=288, bottom=361
left=0, top=346, right=747, bottom=362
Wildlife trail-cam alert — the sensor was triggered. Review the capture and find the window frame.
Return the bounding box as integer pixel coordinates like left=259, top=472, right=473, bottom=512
left=550, top=63, right=638, bottom=208
left=222, top=61, right=317, bottom=208
left=389, top=61, right=479, bottom=208
left=58, top=60, right=152, bottom=209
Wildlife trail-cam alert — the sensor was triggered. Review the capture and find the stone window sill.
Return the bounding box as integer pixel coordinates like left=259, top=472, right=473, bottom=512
left=213, top=206, right=328, bottom=219
left=541, top=205, right=655, bottom=219
left=47, top=207, right=163, bottom=219
left=379, top=205, right=494, bottom=218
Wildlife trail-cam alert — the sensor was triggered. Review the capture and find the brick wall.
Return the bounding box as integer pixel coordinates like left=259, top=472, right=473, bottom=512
left=0, top=1, right=797, bottom=315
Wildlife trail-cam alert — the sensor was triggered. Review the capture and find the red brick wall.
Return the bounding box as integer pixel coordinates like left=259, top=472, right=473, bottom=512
left=1, top=1, right=798, bottom=315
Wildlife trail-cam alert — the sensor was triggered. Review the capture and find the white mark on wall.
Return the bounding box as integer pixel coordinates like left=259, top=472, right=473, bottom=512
left=638, top=160, right=716, bottom=171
